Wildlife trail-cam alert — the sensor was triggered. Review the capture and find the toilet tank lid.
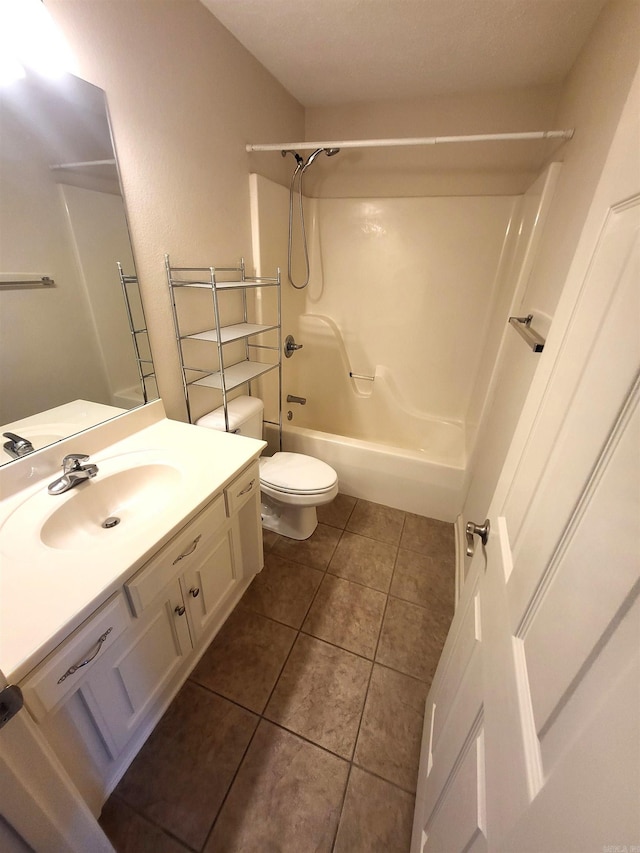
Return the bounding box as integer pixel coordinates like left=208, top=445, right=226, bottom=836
left=196, top=395, right=263, bottom=431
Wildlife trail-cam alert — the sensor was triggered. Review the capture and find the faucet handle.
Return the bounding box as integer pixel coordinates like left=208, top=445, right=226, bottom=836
left=2, top=432, right=35, bottom=458
left=284, top=335, right=303, bottom=358
left=62, top=453, right=90, bottom=472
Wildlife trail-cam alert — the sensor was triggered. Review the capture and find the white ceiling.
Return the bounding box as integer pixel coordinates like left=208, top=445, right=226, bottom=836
left=200, top=0, right=607, bottom=107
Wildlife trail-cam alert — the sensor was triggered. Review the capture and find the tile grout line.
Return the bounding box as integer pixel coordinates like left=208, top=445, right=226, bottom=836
left=196, top=523, right=336, bottom=853
left=106, top=500, right=453, bottom=851
left=329, top=509, right=408, bottom=851
left=330, top=761, right=355, bottom=853
left=105, top=792, right=199, bottom=853
left=199, top=521, right=355, bottom=853
left=198, top=711, right=264, bottom=852
left=198, top=521, right=351, bottom=849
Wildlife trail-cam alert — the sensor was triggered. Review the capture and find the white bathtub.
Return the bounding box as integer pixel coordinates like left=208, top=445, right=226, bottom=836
left=266, top=421, right=466, bottom=521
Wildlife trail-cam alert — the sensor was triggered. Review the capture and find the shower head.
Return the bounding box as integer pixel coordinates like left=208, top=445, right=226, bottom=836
left=301, top=147, right=341, bottom=170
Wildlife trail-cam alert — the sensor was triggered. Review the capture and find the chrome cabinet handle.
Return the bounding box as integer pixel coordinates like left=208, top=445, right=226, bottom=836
left=172, top=535, right=202, bottom=565
left=189, top=587, right=200, bottom=598
left=174, top=604, right=186, bottom=616
left=465, top=519, right=490, bottom=557
left=57, top=627, right=113, bottom=684
left=237, top=478, right=255, bottom=497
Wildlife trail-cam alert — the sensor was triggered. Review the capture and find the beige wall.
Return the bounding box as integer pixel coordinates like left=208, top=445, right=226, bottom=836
left=46, top=0, right=304, bottom=422
left=303, top=85, right=563, bottom=197
left=530, top=0, right=640, bottom=319
left=43, top=0, right=639, bottom=501
left=462, top=0, right=640, bottom=528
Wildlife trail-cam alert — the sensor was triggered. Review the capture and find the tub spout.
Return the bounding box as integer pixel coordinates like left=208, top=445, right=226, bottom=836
left=287, top=395, right=307, bottom=405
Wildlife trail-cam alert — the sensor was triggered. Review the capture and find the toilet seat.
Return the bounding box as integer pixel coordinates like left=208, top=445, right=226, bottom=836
left=259, top=452, right=338, bottom=495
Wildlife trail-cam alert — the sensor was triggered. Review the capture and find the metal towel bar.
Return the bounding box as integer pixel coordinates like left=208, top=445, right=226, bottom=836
left=508, top=314, right=545, bottom=353
left=0, top=274, right=54, bottom=287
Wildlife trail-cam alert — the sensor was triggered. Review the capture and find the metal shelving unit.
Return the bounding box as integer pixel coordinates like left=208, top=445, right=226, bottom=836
left=165, top=255, right=281, bottom=446
left=117, top=263, right=158, bottom=403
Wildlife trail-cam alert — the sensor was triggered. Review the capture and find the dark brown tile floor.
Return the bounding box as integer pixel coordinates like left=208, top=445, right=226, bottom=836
left=100, top=495, right=455, bottom=853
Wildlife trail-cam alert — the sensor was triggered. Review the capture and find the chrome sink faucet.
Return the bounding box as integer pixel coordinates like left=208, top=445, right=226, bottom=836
left=2, top=432, right=35, bottom=459
left=48, top=454, right=99, bottom=495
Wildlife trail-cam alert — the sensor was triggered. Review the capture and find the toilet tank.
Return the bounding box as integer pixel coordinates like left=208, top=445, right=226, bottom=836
left=195, top=395, right=264, bottom=439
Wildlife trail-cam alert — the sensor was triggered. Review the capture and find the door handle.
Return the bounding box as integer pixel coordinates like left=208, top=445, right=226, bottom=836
left=465, top=519, right=490, bottom=557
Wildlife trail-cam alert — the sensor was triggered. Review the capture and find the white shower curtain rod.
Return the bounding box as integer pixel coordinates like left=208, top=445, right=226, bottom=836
left=245, top=129, right=574, bottom=153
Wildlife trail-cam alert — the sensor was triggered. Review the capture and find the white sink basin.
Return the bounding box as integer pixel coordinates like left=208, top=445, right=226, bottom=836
left=0, top=452, right=184, bottom=555
left=40, top=464, right=182, bottom=549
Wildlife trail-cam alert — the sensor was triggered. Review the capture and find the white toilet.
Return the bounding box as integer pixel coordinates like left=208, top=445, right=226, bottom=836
left=196, top=396, right=338, bottom=540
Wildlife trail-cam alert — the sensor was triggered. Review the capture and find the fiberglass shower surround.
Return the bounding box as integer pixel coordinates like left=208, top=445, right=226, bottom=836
left=248, top=133, right=567, bottom=516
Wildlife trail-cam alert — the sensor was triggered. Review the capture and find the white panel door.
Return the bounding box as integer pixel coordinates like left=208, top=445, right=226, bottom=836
left=412, top=89, right=640, bottom=851
left=491, top=196, right=640, bottom=852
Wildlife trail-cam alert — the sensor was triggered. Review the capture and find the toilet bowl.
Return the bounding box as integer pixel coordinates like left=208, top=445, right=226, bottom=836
left=196, top=397, right=338, bottom=540
left=260, top=452, right=338, bottom=539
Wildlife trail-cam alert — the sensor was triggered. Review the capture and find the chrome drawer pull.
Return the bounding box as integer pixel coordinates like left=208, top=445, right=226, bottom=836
left=173, top=534, right=202, bottom=565
left=189, top=587, right=200, bottom=598
left=238, top=478, right=256, bottom=497
left=174, top=604, right=186, bottom=616
left=57, top=627, right=113, bottom=684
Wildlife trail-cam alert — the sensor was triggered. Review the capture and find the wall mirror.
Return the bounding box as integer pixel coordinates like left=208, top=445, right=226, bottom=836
left=0, top=69, right=157, bottom=465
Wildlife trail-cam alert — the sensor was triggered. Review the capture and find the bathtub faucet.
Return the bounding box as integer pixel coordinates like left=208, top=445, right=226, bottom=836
left=284, top=335, right=303, bottom=358
left=287, top=395, right=306, bottom=405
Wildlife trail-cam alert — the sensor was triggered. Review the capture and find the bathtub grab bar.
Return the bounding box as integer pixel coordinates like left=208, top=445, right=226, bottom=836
left=508, top=315, right=545, bottom=353
left=350, top=372, right=375, bottom=381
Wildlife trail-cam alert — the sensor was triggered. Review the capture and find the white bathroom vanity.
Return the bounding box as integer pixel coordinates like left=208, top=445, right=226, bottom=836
left=0, top=400, right=265, bottom=814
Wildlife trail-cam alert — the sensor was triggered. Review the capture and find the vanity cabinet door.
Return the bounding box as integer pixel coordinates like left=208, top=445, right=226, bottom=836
left=180, top=528, right=235, bottom=644
left=20, top=593, right=131, bottom=724
left=126, top=494, right=227, bottom=617
left=36, top=580, right=193, bottom=814
left=225, top=460, right=264, bottom=579
left=87, top=578, right=193, bottom=755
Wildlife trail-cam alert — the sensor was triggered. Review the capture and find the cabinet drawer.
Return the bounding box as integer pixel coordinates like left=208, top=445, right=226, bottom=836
left=21, top=593, right=131, bottom=723
left=126, top=493, right=226, bottom=616
left=225, top=460, right=260, bottom=516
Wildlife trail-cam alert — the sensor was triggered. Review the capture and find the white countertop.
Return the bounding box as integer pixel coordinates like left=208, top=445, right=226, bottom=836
left=0, top=401, right=265, bottom=682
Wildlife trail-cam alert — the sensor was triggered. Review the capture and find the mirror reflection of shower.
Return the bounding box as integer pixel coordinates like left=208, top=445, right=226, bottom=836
left=282, top=147, right=340, bottom=289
